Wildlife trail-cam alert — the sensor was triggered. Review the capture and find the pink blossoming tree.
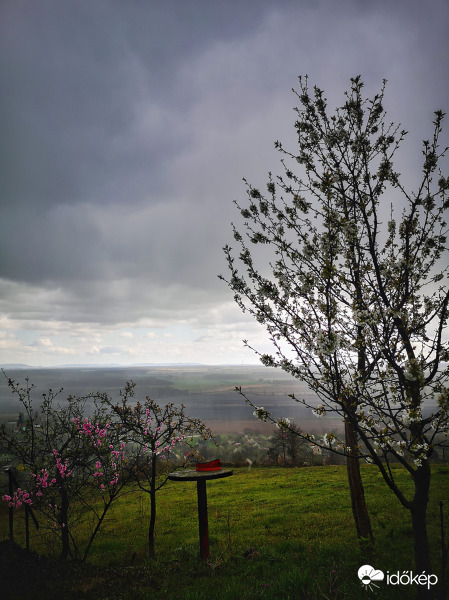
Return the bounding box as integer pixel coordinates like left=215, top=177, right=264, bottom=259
left=103, top=381, right=215, bottom=557
left=1, top=375, right=214, bottom=561
left=0, top=374, right=133, bottom=560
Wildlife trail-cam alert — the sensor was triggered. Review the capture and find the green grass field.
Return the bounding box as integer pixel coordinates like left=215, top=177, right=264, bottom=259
left=1, top=465, right=448, bottom=599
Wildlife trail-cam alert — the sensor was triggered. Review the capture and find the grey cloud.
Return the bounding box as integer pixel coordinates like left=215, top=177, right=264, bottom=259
left=1, top=0, right=448, bottom=337
left=0, top=0, right=275, bottom=210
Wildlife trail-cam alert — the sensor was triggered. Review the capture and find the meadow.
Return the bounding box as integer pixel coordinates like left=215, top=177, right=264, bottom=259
left=1, top=464, right=448, bottom=600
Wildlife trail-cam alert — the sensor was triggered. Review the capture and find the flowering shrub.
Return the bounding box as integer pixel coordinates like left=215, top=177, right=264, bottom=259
left=0, top=375, right=134, bottom=560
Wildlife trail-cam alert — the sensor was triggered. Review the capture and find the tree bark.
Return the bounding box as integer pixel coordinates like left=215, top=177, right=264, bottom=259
left=411, top=504, right=434, bottom=600
left=59, top=483, right=70, bottom=559
left=410, top=462, right=432, bottom=575
left=82, top=499, right=112, bottom=562
left=148, top=454, right=157, bottom=558
left=345, top=418, right=374, bottom=545
left=148, top=488, right=156, bottom=558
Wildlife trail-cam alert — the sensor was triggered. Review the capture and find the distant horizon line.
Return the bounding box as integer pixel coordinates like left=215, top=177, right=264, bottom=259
left=1, top=362, right=263, bottom=369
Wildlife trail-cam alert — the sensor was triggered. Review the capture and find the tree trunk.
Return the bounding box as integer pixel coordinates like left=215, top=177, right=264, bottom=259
left=410, top=505, right=432, bottom=598
left=345, top=418, right=374, bottom=545
left=59, top=483, right=70, bottom=559
left=342, top=325, right=374, bottom=545
left=82, top=499, right=112, bottom=562
left=148, top=488, right=156, bottom=558
left=411, top=504, right=434, bottom=600
left=410, top=462, right=432, bottom=578
left=148, top=454, right=157, bottom=558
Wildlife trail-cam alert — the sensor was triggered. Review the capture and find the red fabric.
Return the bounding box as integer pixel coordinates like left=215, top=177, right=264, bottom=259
left=195, top=459, right=221, bottom=472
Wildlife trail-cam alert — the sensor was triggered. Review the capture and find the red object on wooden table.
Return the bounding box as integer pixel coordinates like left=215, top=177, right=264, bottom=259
left=195, top=459, right=221, bottom=472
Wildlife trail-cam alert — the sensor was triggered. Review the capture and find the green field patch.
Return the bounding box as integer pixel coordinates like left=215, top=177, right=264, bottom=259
left=1, top=465, right=448, bottom=599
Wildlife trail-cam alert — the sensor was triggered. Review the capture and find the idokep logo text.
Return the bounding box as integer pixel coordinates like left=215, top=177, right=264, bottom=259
left=386, top=570, right=438, bottom=590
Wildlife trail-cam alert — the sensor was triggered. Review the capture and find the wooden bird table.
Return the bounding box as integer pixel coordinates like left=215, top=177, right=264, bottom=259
left=168, top=469, right=233, bottom=560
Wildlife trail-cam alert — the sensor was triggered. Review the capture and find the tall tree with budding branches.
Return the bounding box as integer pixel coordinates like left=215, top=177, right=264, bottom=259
left=220, top=76, right=449, bottom=583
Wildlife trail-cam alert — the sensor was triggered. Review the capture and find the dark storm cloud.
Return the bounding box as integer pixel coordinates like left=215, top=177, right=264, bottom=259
left=1, top=0, right=448, bottom=339
left=2, top=18, right=154, bottom=221
left=0, top=1, right=278, bottom=285
left=0, top=0, right=274, bottom=212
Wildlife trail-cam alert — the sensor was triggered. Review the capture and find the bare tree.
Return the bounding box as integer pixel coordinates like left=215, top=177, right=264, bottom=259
left=221, top=76, right=449, bottom=584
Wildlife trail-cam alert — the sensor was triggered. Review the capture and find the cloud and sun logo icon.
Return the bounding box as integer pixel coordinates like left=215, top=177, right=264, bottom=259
left=358, top=565, right=385, bottom=590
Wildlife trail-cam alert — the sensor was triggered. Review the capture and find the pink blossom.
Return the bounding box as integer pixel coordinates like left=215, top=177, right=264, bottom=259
left=2, top=488, right=33, bottom=508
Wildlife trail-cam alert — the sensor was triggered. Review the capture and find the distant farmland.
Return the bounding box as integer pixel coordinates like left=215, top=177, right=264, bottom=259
left=0, top=364, right=340, bottom=434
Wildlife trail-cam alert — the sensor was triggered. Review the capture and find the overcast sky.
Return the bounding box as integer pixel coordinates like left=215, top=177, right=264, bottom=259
left=1, top=0, right=448, bottom=366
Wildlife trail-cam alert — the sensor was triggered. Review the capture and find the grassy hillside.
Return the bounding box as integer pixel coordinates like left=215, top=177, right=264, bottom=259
left=1, top=464, right=448, bottom=599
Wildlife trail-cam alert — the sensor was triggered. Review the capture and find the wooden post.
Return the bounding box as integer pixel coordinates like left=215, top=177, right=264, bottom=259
left=25, top=505, right=30, bottom=551
left=4, top=465, right=39, bottom=550
left=441, top=501, right=447, bottom=600
left=167, top=469, right=232, bottom=561
left=197, top=479, right=209, bottom=560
